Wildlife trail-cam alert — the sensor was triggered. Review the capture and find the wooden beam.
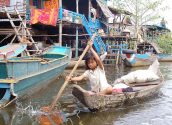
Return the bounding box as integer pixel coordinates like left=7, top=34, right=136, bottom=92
left=59, top=0, right=62, bottom=46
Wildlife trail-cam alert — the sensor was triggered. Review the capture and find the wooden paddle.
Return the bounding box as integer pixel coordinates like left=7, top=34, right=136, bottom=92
left=38, top=111, right=63, bottom=125
left=39, top=34, right=96, bottom=124
left=48, top=33, right=97, bottom=111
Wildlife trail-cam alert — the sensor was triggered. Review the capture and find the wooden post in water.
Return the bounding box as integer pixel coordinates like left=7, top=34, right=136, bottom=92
left=88, top=0, right=91, bottom=18
left=116, top=49, right=120, bottom=65
left=75, top=0, right=79, bottom=58
left=59, top=0, right=62, bottom=46
left=75, top=27, right=79, bottom=58
left=116, top=41, right=119, bottom=65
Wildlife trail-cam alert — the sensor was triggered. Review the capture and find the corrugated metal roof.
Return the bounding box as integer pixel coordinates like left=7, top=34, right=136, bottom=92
left=143, top=25, right=170, bottom=32
left=108, top=6, right=133, bottom=15
left=96, top=0, right=114, bottom=18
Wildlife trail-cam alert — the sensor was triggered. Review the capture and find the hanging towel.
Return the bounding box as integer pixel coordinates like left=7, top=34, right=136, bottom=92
left=30, top=8, right=58, bottom=26
left=44, top=0, right=59, bottom=9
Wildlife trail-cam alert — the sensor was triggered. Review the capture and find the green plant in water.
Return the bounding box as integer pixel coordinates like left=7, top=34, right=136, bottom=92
left=157, top=33, right=172, bottom=53
left=129, top=40, right=136, bottom=50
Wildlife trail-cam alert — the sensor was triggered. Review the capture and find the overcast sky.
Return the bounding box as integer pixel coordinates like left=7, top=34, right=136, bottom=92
left=161, top=0, right=172, bottom=30
left=108, top=0, right=172, bottom=30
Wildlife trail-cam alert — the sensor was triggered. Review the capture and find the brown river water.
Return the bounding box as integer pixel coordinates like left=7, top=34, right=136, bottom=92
left=0, top=62, right=172, bottom=125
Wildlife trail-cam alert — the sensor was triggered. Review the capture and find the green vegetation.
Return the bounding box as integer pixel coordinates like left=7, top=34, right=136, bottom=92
left=111, top=0, right=168, bottom=36
left=129, top=40, right=137, bottom=50
left=157, top=33, right=172, bottom=53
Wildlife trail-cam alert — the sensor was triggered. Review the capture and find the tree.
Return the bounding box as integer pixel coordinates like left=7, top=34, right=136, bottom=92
left=111, top=0, right=168, bottom=36
left=157, top=33, right=172, bottom=53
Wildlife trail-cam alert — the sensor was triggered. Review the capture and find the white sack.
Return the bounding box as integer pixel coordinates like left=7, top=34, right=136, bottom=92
left=115, top=59, right=160, bottom=84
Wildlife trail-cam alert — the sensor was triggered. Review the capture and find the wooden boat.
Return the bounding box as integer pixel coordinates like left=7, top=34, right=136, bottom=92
left=0, top=44, right=71, bottom=108
left=157, top=54, right=172, bottom=62
left=72, top=76, right=164, bottom=111
left=0, top=44, right=27, bottom=60
left=121, top=49, right=157, bottom=67
left=136, top=42, right=172, bottom=62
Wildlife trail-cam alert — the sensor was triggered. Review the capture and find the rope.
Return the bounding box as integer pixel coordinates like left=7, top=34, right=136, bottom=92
left=0, top=33, right=13, bottom=44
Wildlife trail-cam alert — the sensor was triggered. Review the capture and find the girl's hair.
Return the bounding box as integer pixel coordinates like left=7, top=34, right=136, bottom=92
left=85, top=52, right=97, bottom=70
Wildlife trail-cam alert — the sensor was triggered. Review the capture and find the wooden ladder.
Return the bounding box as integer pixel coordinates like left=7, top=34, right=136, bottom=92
left=3, top=2, right=39, bottom=51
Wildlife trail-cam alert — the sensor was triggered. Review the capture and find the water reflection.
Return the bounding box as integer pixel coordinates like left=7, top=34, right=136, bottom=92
left=0, top=108, right=39, bottom=125
left=67, top=93, right=163, bottom=125
left=0, top=76, right=67, bottom=125
left=0, top=109, right=11, bottom=125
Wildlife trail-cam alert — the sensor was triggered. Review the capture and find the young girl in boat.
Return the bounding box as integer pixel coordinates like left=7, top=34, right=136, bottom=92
left=67, top=41, right=113, bottom=95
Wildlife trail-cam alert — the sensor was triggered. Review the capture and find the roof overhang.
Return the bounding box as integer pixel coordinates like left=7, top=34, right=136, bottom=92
left=108, top=6, right=133, bottom=15
left=96, top=0, right=114, bottom=18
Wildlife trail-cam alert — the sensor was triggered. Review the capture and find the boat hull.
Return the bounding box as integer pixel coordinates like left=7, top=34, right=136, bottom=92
left=72, top=78, right=163, bottom=111
left=122, top=54, right=157, bottom=67
left=14, top=62, right=68, bottom=96
left=0, top=46, right=71, bottom=108
left=158, top=54, right=172, bottom=62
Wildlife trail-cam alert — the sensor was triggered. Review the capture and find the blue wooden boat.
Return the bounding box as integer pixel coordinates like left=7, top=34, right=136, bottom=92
left=0, top=44, right=71, bottom=108
left=121, top=49, right=157, bottom=67
left=157, top=54, right=172, bottom=62
left=0, top=44, right=27, bottom=60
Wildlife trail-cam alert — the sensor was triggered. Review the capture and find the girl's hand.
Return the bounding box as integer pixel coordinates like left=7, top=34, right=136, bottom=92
left=88, top=34, right=96, bottom=48
left=66, top=76, right=72, bottom=82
